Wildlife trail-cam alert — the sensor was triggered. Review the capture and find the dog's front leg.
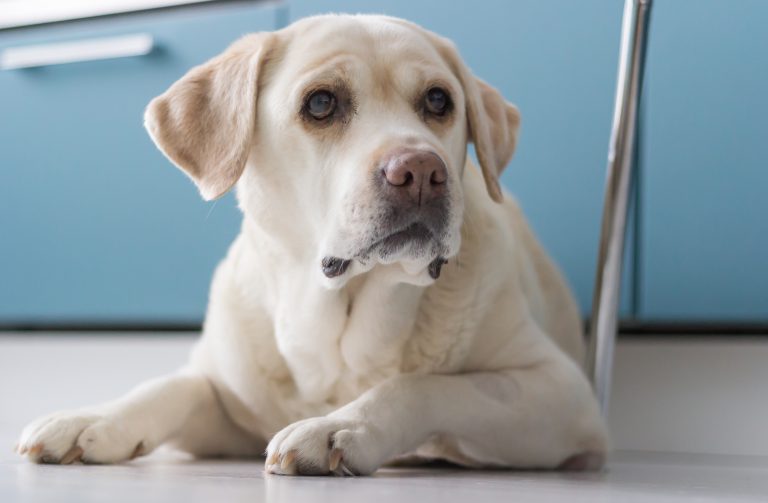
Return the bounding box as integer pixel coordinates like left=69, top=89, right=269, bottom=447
left=16, top=370, right=251, bottom=464
left=266, top=355, right=607, bottom=475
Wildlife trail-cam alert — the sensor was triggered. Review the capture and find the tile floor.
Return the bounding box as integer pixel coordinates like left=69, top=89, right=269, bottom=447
left=1, top=334, right=767, bottom=503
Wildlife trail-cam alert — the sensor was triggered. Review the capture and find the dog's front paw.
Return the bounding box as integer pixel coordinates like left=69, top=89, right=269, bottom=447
left=16, top=410, right=145, bottom=464
left=265, top=416, right=386, bottom=476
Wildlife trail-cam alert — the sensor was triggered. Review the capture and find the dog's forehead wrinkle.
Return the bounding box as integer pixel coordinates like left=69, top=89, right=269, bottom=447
left=284, top=15, right=445, bottom=81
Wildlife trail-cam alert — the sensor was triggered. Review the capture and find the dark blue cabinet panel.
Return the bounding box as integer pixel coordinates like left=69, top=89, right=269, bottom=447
left=0, top=3, right=283, bottom=322
left=288, top=0, right=630, bottom=316
left=639, top=0, right=768, bottom=320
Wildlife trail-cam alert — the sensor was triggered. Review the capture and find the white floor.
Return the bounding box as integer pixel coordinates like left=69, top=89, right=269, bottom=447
left=1, top=334, right=767, bottom=503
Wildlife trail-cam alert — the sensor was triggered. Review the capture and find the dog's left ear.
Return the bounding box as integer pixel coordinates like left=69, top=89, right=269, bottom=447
left=465, top=78, right=521, bottom=202
left=430, top=36, right=521, bottom=203
left=144, top=33, right=275, bottom=201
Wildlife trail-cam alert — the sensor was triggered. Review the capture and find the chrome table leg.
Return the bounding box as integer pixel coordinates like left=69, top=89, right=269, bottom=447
left=587, top=0, right=653, bottom=416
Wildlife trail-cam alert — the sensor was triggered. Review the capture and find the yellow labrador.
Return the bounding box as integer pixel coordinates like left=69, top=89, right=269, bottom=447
left=17, top=14, right=607, bottom=475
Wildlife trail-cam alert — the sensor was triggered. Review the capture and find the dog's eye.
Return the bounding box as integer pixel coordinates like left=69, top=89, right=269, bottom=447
left=425, top=87, right=450, bottom=116
left=306, top=90, right=337, bottom=120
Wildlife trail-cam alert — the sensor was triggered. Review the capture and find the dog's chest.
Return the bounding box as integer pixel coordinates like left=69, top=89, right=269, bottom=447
left=273, top=269, right=478, bottom=409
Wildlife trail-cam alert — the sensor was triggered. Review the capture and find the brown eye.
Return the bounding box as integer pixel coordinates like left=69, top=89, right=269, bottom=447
left=306, top=90, right=336, bottom=120
left=425, top=87, right=450, bottom=116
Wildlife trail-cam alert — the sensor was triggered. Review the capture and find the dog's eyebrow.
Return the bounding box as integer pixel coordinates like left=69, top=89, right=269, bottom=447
left=289, top=56, right=355, bottom=106
left=296, top=53, right=356, bottom=82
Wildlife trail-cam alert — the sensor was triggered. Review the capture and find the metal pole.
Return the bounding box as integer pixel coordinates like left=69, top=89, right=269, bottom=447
left=587, top=0, right=652, bottom=416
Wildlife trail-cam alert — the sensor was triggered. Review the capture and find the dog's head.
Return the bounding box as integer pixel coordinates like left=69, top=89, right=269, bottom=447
left=145, top=14, right=519, bottom=287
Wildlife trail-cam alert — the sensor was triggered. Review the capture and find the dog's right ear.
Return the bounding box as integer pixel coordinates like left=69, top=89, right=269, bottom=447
left=144, top=33, right=275, bottom=201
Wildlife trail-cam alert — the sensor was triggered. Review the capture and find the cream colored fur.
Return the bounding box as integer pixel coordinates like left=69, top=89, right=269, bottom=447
left=16, top=14, right=607, bottom=475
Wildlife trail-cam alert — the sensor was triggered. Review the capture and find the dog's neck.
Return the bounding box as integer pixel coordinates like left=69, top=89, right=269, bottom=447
left=236, top=216, right=427, bottom=403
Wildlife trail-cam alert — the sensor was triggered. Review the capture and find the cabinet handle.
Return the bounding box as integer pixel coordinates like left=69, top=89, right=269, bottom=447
left=1, top=33, right=154, bottom=70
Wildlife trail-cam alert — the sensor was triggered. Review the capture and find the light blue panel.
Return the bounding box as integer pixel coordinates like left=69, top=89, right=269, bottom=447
left=288, top=0, right=631, bottom=316
left=0, top=2, right=283, bottom=322
left=640, top=0, right=768, bottom=320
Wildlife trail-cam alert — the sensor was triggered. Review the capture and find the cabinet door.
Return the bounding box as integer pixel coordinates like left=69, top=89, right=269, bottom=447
left=0, top=3, right=283, bottom=323
left=288, top=0, right=631, bottom=316
left=639, top=0, right=768, bottom=320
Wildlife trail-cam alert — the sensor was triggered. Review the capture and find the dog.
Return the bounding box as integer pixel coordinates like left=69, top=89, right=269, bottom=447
left=16, top=14, right=607, bottom=475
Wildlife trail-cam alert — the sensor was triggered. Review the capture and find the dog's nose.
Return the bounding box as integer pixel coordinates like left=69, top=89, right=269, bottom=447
left=381, top=150, right=447, bottom=205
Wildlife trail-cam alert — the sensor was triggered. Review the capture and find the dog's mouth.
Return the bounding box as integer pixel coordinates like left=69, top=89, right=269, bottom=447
left=372, top=222, right=434, bottom=257
left=359, top=216, right=449, bottom=264
left=322, top=221, right=448, bottom=280
left=321, top=198, right=453, bottom=282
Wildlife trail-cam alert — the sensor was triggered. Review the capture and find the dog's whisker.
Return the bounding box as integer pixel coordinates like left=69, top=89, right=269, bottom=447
left=204, top=199, right=219, bottom=222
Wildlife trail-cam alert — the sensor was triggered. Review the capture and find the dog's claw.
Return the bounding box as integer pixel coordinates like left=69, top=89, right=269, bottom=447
left=60, top=446, right=84, bottom=465
left=329, top=448, right=343, bottom=472
left=129, top=442, right=145, bottom=460
left=280, top=450, right=297, bottom=472
left=340, top=461, right=356, bottom=477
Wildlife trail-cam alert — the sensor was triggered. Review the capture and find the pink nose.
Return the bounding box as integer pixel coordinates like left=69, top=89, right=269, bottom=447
left=381, top=150, right=448, bottom=205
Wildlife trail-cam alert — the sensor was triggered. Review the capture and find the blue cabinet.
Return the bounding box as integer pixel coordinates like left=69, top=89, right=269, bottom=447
left=7, top=0, right=761, bottom=324
left=288, top=0, right=631, bottom=316
left=639, top=0, right=768, bottom=320
left=0, top=2, right=284, bottom=322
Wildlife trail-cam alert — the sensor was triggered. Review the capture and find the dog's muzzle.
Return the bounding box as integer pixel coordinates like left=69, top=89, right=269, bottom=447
left=321, top=148, right=452, bottom=281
